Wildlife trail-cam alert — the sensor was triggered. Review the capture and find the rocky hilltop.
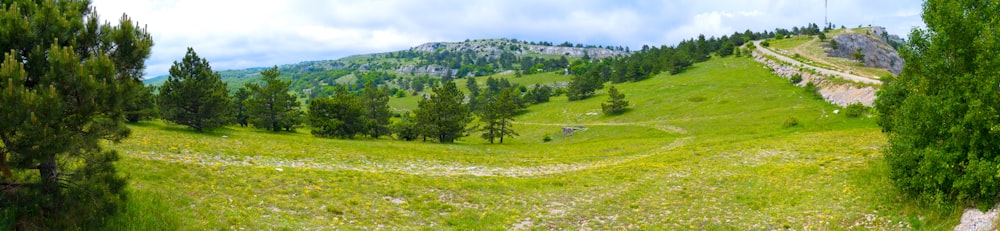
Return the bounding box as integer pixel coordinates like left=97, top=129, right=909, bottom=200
left=412, top=38, right=630, bottom=60
left=826, top=27, right=904, bottom=74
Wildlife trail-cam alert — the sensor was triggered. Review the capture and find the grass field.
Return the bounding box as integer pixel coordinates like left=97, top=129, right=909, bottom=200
left=109, top=56, right=961, bottom=229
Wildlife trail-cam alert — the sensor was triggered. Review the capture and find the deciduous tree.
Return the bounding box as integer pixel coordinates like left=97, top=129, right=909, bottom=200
left=875, top=0, right=1000, bottom=205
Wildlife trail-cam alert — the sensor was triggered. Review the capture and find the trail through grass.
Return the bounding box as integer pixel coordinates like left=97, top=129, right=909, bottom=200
left=111, top=56, right=961, bottom=229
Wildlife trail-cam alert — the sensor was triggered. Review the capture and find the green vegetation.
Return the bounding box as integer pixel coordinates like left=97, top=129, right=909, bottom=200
left=106, top=56, right=963, bottom=229
left=875, top=0, right=1000, bottom=206
left=601, top=86, right=628, bottom=115
left=243, top=66, right=302, bottom=132
left=0, top=0, right=152, bottom=228
left=159, top=48, right=232, bottom=132
left=414, top=81, right=472, bottom=143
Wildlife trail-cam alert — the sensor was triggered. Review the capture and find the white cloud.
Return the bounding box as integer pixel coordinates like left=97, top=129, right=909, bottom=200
left=89, top=0, right=924, bottom=78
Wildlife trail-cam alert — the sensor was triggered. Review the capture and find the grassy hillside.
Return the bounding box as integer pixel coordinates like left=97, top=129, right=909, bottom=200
left=109, top=56, right=960, bottom=229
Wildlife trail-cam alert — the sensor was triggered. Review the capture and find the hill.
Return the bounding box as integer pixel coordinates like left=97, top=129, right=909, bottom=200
left=111, top=55, right=961, bottom=229
left=143, top=38, right=629, bottom=94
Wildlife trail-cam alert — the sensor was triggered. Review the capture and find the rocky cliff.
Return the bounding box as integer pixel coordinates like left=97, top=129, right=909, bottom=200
left=826, top=27, right=904, bottom=75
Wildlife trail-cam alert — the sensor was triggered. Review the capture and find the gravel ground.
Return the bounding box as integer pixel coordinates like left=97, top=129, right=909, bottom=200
left=955, top=204, right=998, bottom=231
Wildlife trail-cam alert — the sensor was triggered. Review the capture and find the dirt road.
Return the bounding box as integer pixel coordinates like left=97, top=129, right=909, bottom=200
left=753, top=40, right=881, bottom=85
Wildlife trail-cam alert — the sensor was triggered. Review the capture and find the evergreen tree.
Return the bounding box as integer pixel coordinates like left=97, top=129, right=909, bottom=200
left=245, top=66, right=301, bottom=131
left=602, top=86, right=629, bottom=115
left=0, top=1, right=152, bottom=227
left=232, top=87, right=251, bottom=127
left=159, top=48, right=231, bottom=132
left=477, top=88, right=519, bottom=144
left=308, top=86, right=363, bottom=138
left=466, top=77, right=480, bottom=111
left=414, top=81, right=471, bottom=143
left=875, top=0, right=1000, bottom=204
left=391, top=112, right=420, bottom=141
left=125, top=85, right=159, bottom=123
left=567, top=68, right=603, bottom=101
left=361, top=81, right=392, bottom=138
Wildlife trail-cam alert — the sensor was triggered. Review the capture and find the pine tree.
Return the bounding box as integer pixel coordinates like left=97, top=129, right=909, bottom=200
left=0, top=0, right=152, bottom=227
left=159, top=48, right=231, bottom=132
left=245, top=66, right=301, bottom=131
left=125, top=85, right=159, bottom=123
left=414, top=80, right=471, bottom=143
left=477, top=88, right=519, bottom=144
left=361, top=81, right=392, bottom=138
left=308, top=86, right=363, bottom=138
left=602, top=86, right=629, bottom=115
left=233, top=87, right=251, bottom=127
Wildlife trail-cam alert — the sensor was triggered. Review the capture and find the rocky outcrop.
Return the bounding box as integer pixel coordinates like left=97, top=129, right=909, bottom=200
left=753, top=51, right=877, bottom=107
left=412, top=38, right=629, bottom=60
left=826, top=27, right=904, bottom=74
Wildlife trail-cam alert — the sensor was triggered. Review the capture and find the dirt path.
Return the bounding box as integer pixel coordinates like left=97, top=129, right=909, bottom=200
left=129, top=136, right=693, bottom=178
left=754, top=40, right=880, bottom=85
left=514, top=121, right=688, bottom=134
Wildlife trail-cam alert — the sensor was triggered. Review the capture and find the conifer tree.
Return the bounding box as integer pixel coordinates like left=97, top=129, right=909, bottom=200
left=308, top=86, right=363, bottom=138
left=159, top=48, right=231, bottom=132
left=602, top=86, right=629, bottom=115
left=0, top=0, right=152, bottom=227
left=361, top=81, right=392, bottom=138
left=414, top=81, right=471, bottom=143
left=245, top=66, right=301, bottom=131
left=477, top=88, right=519, bottom=144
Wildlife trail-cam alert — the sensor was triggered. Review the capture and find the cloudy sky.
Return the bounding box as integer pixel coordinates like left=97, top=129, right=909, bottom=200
left=90, top=0, right=925, bottom=78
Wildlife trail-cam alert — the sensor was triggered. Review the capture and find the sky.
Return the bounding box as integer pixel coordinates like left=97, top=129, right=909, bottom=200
left=89, top=0, right=925, bottom=78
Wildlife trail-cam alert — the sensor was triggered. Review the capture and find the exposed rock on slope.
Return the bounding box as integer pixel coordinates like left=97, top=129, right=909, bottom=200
left=412, top=38, right=629, bottom=60
left=826, top=27, right=904, bottom=74
left=753, top=51, right=877, bottom=107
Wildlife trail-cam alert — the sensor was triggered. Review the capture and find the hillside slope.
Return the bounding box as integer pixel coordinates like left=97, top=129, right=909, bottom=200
left=144, top=38, right=628, bottom=94
left=112, top=56, right=961, bottom=230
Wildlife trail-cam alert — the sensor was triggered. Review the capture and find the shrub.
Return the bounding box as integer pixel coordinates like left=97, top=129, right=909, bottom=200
left=803, top=82, right=821, bottom=99
left=542, top=134, right=552, bottom=142
left=843, top=103, right=868, bottom=118
left=782, top=117, right=799, bottom=128
left=790, top=74, right=803, bottom=84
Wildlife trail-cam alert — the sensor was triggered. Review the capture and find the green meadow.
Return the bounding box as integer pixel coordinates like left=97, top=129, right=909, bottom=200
left=108, top=56, right=961, bottom=230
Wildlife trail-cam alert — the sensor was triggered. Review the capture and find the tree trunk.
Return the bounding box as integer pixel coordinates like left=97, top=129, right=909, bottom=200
left=38, top=155, right=61, bottom=207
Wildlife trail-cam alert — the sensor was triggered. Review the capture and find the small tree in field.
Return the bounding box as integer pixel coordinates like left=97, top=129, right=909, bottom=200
left=245, top=66, right=301, bottom=132
left=159, top=48, right=231, bottom=132
left=602, top=86, right=629, bottom=115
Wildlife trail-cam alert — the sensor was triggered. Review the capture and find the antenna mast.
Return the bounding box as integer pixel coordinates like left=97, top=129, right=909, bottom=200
left=825, top=0, right=828, bottom=29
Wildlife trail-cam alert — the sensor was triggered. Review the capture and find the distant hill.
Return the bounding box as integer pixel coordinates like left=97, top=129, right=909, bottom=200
left=144, top=38, right=631, bottom=96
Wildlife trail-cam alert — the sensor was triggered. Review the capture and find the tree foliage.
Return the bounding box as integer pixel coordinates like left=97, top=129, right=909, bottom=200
left=245, top=66, right=302, bottom=132
left=874, top=0, right=1000, bottom=205
left=477, top=88, right=519, bottom=144
left=602, top=86, right=629, bottom=115
left=361, top=80, right=392, bottom=138
left=414, top=81, right=471, bottom=143
left=0, top=0, right=152, bottom=228
left=125, top=85, right=158, bottom=123
left=159, top=48, right=231, bottom=132
left=308, top=86, right=363, bottom=138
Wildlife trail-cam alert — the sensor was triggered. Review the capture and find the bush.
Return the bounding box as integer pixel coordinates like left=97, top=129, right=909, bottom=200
left=843, top=103, right=868, bottom=118
left=782, top=117, right=799, bottom=128
left=803, top=82, right=821, bottom=99
left=542, top=134, right=552, bottom=142
left=790, top=74, right=803, bottom=84
left=761, top=40, right=770, bottom=47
